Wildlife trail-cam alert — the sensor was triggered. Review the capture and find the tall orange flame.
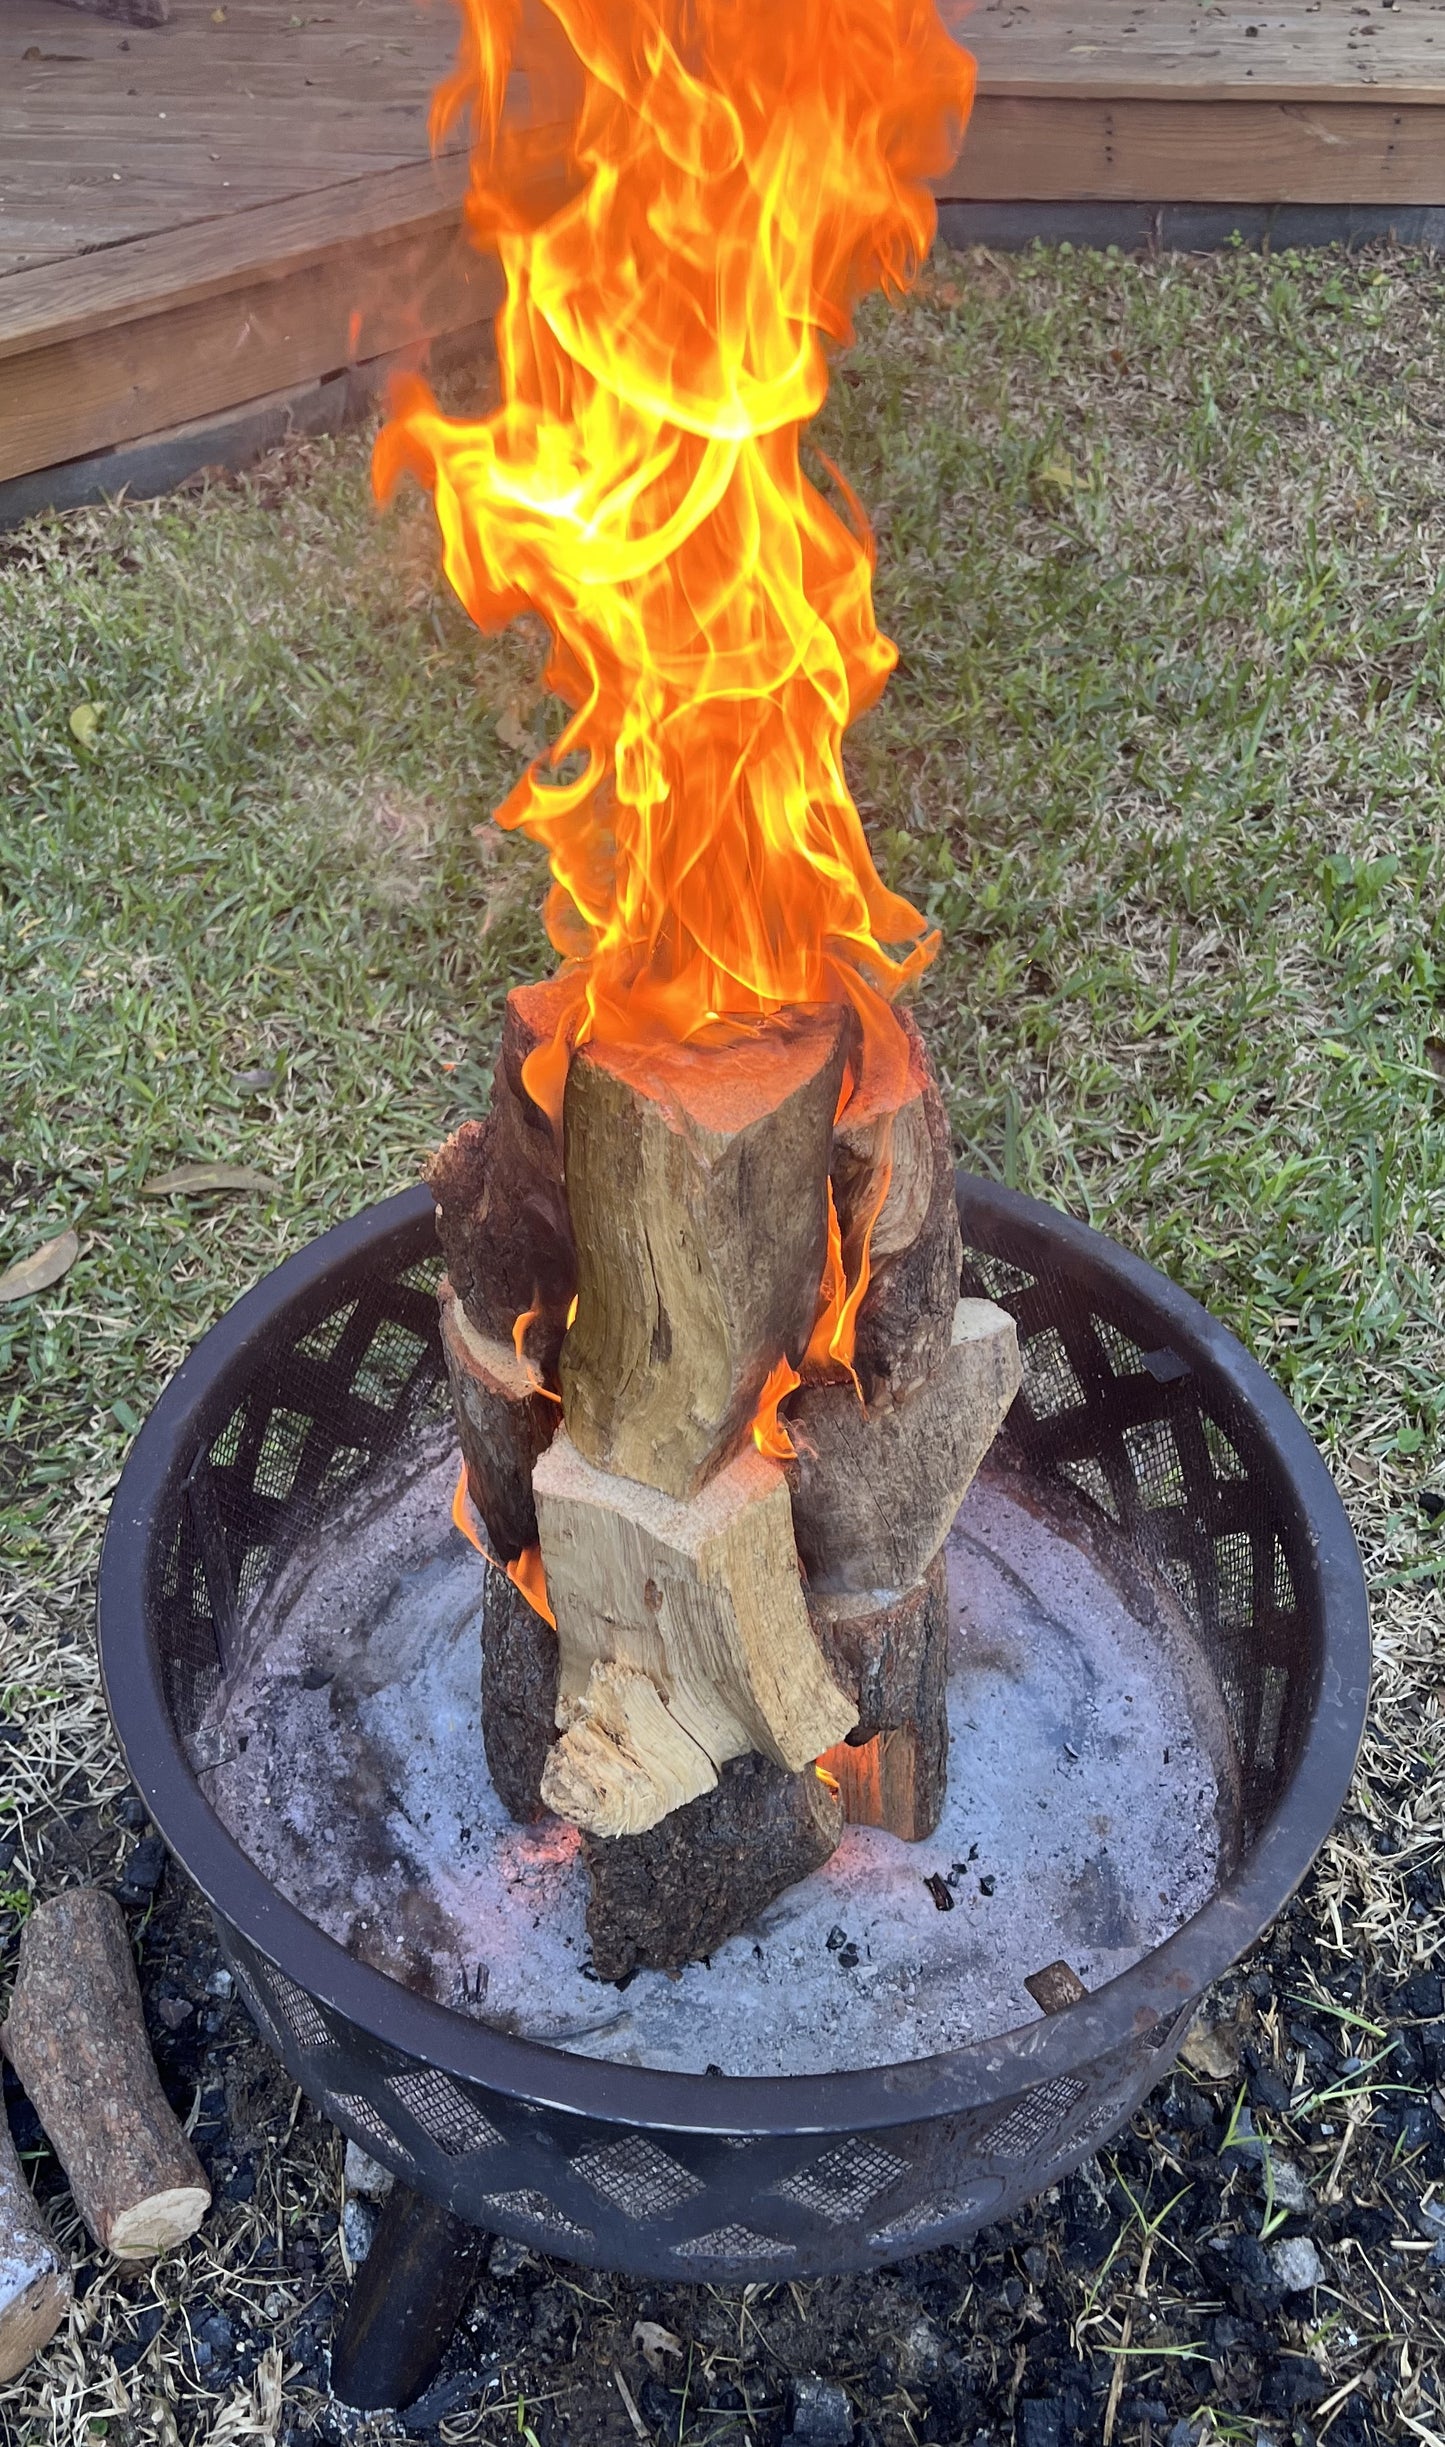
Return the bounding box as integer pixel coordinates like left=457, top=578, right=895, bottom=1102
left=375, top=0, right=973, bottom=1121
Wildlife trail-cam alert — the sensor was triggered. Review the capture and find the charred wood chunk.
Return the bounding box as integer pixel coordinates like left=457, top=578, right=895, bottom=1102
left=787, top=1298, right=1020, bottom=1597
left=559, top=1007, right=848, bottom=1498
left=1, top=1888, right=209, bottom=2259
left=481, top=1560, right=559, bottom=1825
left=582, top=1752, right=844, bottom=1983
left=0, top=2107, right=69, bottom=2381
left=533, top=1429, right=856, bottom=1838
left=426, top=979, right=577, bottom=1378
left=832, top=1010, right=963, bottom=1404
left=439, top=1280, right=557, bottom=1563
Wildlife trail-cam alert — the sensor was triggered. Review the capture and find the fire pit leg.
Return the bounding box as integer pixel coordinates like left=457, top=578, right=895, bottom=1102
left=329, top=2182, right=485, bottom=2412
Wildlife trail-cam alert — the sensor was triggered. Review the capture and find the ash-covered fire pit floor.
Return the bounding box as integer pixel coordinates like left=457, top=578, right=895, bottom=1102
left=198, top=1432, right=1234, bottom=2078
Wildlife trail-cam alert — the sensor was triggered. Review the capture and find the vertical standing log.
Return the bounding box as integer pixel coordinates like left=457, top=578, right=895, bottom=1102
left=427, top=977, right=578, bottom=1381
left=559, top=1008, right=848, bottom=1497
left=812, top=1551, right=951, bottom=1841
left=831, top=1010, right=963, bottom=1404
left=480, top=1559, right=559, bottom=1824
left=440, top=1281, right=558, bottom=1563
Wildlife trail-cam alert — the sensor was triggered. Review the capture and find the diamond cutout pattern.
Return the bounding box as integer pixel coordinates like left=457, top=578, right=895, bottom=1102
left=263, top=1966, right=331, bottom=2054
left=1060, top=1456, right=1119, bottom=1523
left=679, top=2224, right=794, bottom=2265
left=574, top=2135, right=703, bottom=2219
left=1123, top=1418, right=1186, bottom=1512
left=1019, top=1327, right=1086, bottom=1421
left=775, top=2139, right=907, bottom=2225
left=386, top=2069, right=502, bottom=2158
left=981, top=2077, right=1087, bottom=2164
left=324, top=2088, right=410, bottom=2167
left=482, top=2189, right=594, bottom=2248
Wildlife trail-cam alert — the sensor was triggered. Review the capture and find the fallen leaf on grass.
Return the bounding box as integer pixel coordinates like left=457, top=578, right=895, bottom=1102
left=0, top=1228, right=79, bottom=1304
left=631, top=2320, right=684, bottom=2373
left=68, top=702, right=105, bottom=745
left=142, top=1164, right=279, bottom=1197
left=1034, top=452, right=1076, bottom=493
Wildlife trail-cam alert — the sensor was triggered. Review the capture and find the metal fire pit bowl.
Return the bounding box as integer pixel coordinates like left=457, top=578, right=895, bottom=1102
left=98, top=1177, right=1368, bottom=2286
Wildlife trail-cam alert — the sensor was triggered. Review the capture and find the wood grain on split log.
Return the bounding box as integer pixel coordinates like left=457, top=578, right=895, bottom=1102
left=0, top=2108, right=70, bottom=2382
left=544, top=1662, right=717, bottom=1836
left=559, top=1008, right=848, bottom=1498
left=818, top=1729, right=943, bottom=1845
left=481, top=1559, right=559, bottom=1824
left=2, top=1889, right=209, bottom=2259
left=533, top=1429, right=856, bottom=1838
left=787, top=1299, right=1021, bottom=1597
left=440, top=1281, right=557, bottom=1563
left=427, top=978, right=577, bottom=1379
left=583, top=1753, right=844, bottom=1982
left=831, top=1011, right=963, bottom=1404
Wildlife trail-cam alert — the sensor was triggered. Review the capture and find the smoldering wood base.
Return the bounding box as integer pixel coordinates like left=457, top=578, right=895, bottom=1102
left=811, top=1552, right=951, bottom=1841
left=582, top=1752, right=845, bottom=1982
left=481, top=1560, right=559, bottom=1825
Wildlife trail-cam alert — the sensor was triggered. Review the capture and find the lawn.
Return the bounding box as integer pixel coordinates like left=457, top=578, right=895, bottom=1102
left=2, top=237, right=1443, bottom=2444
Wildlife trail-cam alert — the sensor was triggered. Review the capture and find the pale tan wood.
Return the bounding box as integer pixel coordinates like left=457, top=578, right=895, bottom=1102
left=2, top=1889, right=209, bottom=2260
left=542, top=1661, right=718, bottom=1838
left=944, top=93, right=1445, bottom=204
left=560, top=1010, right=848, bottom=1501
left=0, top=2108, right=69, bottom=2383
left=788, top=1299, right=1021, bottom=1598
left=533, top=1430, right=857, bottom=1837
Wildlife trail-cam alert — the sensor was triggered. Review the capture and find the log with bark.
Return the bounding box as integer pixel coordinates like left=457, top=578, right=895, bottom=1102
left=2, top=1888, right=209, bottom=2259
left=830, top=1010, right=964, bottom=1404
left=0, top=2108, right=69, bottom=2382
left=786, top=1298, right=1021, bottom=1596
left=440, top=1280, right=558, bottom=1563
left=559, top=1007, right=848, bottom=1498
left=811, top=1547, right=950, bottom=1839
left=583, top=1753, right=844, bottom=1981
left=427, top=978, right=578, bottom=1381
left=534, top=1429, right=857, bottom=1837
left=480, top=1559, right=559, bottom=1823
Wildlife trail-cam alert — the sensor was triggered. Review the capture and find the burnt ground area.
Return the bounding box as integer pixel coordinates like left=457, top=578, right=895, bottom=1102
left=7, top=1785, right=1442, bottom=2447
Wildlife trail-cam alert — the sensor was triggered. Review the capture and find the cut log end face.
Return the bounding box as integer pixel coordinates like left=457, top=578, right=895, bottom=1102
left=108, top=2186, right=211, bottom=2260
left=559, top=1006, right=848, bottom=1497
left=532, top=1430, right=856, bottom=1837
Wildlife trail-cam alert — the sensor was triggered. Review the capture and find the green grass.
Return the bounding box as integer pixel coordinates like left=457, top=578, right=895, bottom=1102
left=3, top=239, right=1444, bottom=2438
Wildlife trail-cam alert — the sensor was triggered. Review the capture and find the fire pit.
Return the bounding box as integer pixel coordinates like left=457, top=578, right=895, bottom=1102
left=98, top=1173, right=1367, bottom=2297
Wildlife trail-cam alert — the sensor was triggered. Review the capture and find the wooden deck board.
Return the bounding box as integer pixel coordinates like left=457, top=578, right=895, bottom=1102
left=4, top=0, right=1445, bottom=491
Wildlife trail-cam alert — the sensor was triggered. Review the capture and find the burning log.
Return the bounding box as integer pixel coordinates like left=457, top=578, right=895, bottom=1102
left=811, top=1548, right=949, bottom=1840
left=533, top=1429, right=857, bottom=1837
left=830, top=1011, right=964, bottom=1404
left=559, top=1008, right=848, bottom=1498
left=0, top=2110, right=69, bottom=2383
left=440, top=1282, right=557, bottom=1563
left=583, top=1753, right=844, bottom=1982
left=2, top=1889, right=209, bottom=2259
left=787, top=1298, right=1021, bottom=1597
left=428, top=978, right=577, bottom=1381
left=480, top=1559, right=559, bottom=1823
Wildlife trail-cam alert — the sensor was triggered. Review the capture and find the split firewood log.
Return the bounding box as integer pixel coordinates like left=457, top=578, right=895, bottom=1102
left=533, top=1429, right=857, bottom=1837
left=559, top=1007, right=848, bottom=1498
left=0, top=2107, right=69, bottom=2382
left=787, top=1298, right=1020, bottom=1597
left=427, top=978, right=578, bottom=1379
left=583, top=1753, right=844, bottom=1981
left=440, top=1281, right=558, bottom=1563
left=1, top=1889, right=209, bottom=2259
left=830, top=1010, right=964, bottom=1404
left=811, top=1548, right=950, bottom=1840
left=480, top=1557, right=560, bottom=1823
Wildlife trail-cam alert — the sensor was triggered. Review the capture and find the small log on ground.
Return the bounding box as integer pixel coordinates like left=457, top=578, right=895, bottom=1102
left=440, top=1281, right=557, bottom=1562
left=0, top=2108, right=70, bottom=2382
left=560, top=1007, right=848, bottom=1498
left=583, top=1752, right=844, bottom=1982
left=533, top=1429, right=856, bottom=1838
left=787, top=1299, right=1021, bottom=1597
left=481, top=1560, right=559, bottom=1824
left=831, top=1011, right=963, bottom=1404
left=427, top=978, right=578, bottom=1378
left=2, top=1888, right=209, bottom=2259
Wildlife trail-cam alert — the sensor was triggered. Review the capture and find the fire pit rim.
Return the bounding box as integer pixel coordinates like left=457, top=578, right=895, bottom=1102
left=97, top=1177, right=1369, bottom=2137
